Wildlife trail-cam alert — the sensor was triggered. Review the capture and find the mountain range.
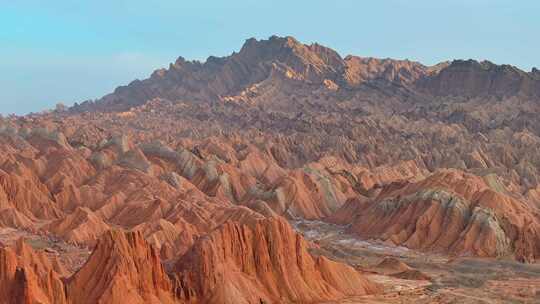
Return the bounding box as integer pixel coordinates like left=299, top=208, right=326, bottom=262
left=74, top=36, right=540, bottom=112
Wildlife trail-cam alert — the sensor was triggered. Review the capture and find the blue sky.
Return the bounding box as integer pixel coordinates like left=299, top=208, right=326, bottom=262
left=1, top=0, right=538, bottom=115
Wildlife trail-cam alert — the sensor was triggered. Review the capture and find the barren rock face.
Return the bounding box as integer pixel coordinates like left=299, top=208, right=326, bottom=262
left=173, top=216, right=380, bottom=303
left=331, top=169, right=540, bottom=261
left=0, top=239, right=67, bottom=304
left=67, top=230, right=175, bottom=304
left=44, top=207, right=110, bottom=245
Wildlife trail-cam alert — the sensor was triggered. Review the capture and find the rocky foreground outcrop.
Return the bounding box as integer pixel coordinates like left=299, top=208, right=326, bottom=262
left=0, top=226, right=379, bottom=304
left=0, top=239, right=67, bottom=304
left=173, top=216, right=380, bottom=304
left=1, top=232, right=174, bottom=304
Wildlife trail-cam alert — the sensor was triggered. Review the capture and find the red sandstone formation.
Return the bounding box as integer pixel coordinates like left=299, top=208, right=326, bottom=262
left=0, top=239, right=67, bottom=304
left=66, top=230, right=176, bottom=304
left=44, top=207, right=111, bottom=245
left=2, top=226, right=381, bottom=304
left=173, top=216, right=380, bottom=303
left=331, top=169, right=540, bottom=262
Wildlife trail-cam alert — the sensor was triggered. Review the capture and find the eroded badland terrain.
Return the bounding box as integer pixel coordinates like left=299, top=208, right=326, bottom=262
left=0, top=36, right=539, bottom=303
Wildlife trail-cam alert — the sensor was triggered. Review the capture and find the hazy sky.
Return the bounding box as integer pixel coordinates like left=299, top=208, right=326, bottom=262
left=1, top=0, right=538, bottom=115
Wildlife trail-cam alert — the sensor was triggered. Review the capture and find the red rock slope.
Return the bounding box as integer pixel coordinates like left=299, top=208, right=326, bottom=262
left=173, top=216, right=380, bottom=304
left=0, top=239, right=67, bottom=304
left=331, top=169, right=540, bottom=262
left=66, top=230, right=176, bottom=304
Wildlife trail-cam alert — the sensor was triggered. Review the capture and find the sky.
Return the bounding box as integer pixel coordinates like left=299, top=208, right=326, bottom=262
left=1, top=0, right=539, bottom=115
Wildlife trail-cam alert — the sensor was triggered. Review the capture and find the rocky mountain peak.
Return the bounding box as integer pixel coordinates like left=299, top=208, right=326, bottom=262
left=236, top=35, right=345, bottom=79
